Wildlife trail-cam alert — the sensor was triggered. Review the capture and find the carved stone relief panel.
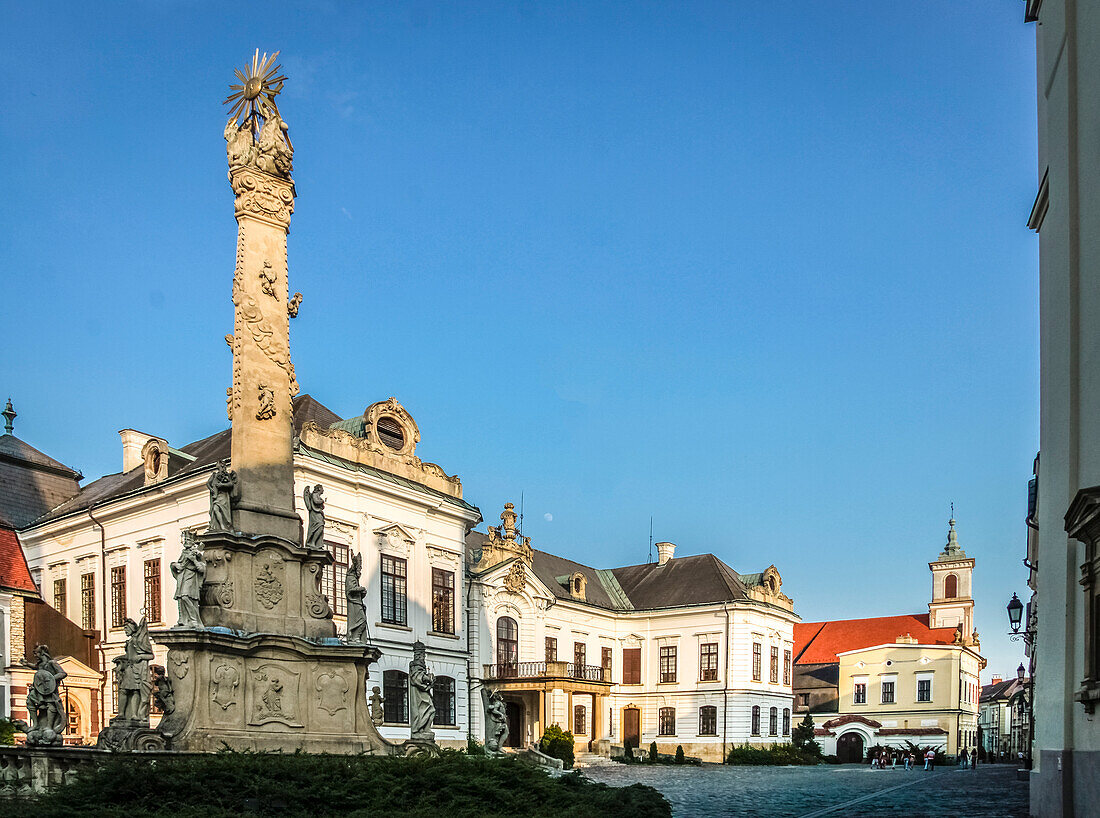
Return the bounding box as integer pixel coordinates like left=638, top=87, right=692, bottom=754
left=246, top=663, right=302, bottom=728
left=315, top=670, right=349, bottom=716
left=211, top=660, right=242, bottom=713
left=426, top=545, right=461, bottom=570
left=375, top=524, right=415, bottom=556
left=254, top=551, right=286, bottom=610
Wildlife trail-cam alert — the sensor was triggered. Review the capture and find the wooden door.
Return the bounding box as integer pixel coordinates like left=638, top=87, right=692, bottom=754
left=837, top=732, right=864, bottom=763
left=505, top=700, right=522, bottom=748
left=623, top=707, right=641, bottom=750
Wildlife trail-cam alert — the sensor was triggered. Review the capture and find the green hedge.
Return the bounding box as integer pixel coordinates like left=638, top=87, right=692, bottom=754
left=15, top=751, right=670, bottom=818
left=539, top=724, right=576, bottom=769
left=725, top=743, right=820, bottom=766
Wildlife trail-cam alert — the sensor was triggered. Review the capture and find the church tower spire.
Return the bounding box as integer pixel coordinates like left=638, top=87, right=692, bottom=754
left=928, top=511, right=976, bottom=637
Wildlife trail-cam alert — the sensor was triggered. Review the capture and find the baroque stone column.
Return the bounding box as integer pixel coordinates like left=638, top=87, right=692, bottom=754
left=227, top=157, right=299, bottom=541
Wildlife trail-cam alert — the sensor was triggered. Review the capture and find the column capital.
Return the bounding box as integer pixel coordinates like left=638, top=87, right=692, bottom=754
left=229, top=167, right=296, bottom=230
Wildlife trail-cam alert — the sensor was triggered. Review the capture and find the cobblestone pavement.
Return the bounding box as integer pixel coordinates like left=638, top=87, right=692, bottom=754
left=581, top=762, right=1029, bottom=818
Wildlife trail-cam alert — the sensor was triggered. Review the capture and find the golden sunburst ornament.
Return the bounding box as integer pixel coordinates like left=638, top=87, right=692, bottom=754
left=224, top=49, right=288, bottom=136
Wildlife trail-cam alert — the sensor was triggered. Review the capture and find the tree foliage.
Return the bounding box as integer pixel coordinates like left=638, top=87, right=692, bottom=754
left=540, top=724, right=576, bottom=769
left=790, top=713, right=821, bottom=758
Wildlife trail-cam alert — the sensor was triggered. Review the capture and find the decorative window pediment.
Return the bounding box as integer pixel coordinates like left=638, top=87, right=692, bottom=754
left=374, top=523, right=416, bottom=554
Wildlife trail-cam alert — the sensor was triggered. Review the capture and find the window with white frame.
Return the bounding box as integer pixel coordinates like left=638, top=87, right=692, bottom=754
left=916, top=673, right=933, bottom=703
left=881, top=675, right=897, bottom=704
left=853, top=676, right=868, bottom=704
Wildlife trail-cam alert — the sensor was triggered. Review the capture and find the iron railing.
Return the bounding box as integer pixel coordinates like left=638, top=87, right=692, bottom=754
left=483, top=661, right=607, bottom=682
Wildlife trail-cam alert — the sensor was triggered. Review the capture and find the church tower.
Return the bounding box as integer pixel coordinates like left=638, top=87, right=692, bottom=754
left=928, top=515, right=975, bottom=635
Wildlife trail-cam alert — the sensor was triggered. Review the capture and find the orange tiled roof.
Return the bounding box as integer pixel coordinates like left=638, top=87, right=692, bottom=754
left=0, top=527, right=38, bottom=594
left=794, top=613, right=958, bottom=665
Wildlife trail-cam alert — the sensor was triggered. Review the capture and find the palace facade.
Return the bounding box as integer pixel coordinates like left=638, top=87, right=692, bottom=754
left=467, top=511, right=798, bottom=762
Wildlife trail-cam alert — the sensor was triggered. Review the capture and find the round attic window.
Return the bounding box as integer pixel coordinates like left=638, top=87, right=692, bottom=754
left=377, top=415, right=405, bottom=451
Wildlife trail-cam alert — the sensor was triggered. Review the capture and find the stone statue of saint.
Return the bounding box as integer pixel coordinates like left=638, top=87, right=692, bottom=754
left=207, top=460, right=240, bottom=531
left=255, top=109, right=293, bottom=177
left=113, top=617, right=155, bottom=724
left=224, top=118, right=257, bottom=169
left=369, top=685, right=385, bottom=727
left=171, top=531, right=206, bottom=629
left=408, top=641, right=436, bottom=741
left=152, top=665, right=175, bottom=716
left=482, top=687, right=509, bottom=754
left=345, top=552, right=367, bottom=643
left=303, top=484, right=325, bottom=550
left=23, top=644, right=67, bottom=745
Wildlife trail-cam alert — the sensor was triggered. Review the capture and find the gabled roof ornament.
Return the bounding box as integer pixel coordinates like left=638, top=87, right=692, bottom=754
left=2, top=398, right=14, bottom=435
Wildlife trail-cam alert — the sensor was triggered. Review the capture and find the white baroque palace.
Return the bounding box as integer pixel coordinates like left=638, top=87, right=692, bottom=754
left=17, top=395, right=481, bottom=750
left=467, top=507, right=798, bottom=761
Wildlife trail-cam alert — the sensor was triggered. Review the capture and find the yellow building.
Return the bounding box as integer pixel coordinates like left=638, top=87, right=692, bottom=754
left=793, top=519, right=985, bottom=762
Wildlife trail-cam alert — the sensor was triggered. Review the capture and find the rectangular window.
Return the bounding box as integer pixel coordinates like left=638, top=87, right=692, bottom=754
left=658, top=707, right=676, bottom=736
left=81, top=572, right=96, bottom=630
left=144, top=559, right=161, bottom=623
left=770, top=646, right=779, bottom=684
left=602, top=647, right=612, bottom=681
left=660, top=645, right=677, bottom=683
left=917, top=678, right=932, bottom=702
left=782, top=707, right=791, bottom=736
left=380, top=555, right=407, bottom=625
left=431, top=568, right=455, bottom=634
left=752, top=642, right=762, bottom=681
left=700, top=642, right=719, bottom=681
left=769, top=706, right=778, bottom=736
left=783, top=649, right=792, bottom=686
left=574, top=641, right=586, bottom=669
left=881, top=679, right=895, bottom=704
left=854, top=682, right=867, bottom=704
left=798, top=692, right=810, bottom=708
left=623, top=647, right=641, bottom=684
left=699, top=706, right=717, bottom=736
left=574, top=704, right=587, bottom=735
left=110, top=566, right=126, bottom=628
left=53, top=578, right=66, bottom=613
left=751, top=705, right=760, bottom=736
left=545, top=636, right=558, bottom=662
left=323, top=543, right=350, bottom=617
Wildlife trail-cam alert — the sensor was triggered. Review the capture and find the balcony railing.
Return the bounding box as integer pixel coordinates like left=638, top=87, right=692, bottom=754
left=483, top=661, right=607, bottom=683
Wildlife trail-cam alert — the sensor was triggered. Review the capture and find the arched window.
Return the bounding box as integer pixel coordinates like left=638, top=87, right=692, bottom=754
left=432, top=676, right=455, bottom=726
left=750, top=705, right=760, bottom=736
left=699, top=706, right=717, bottom=736
left=383, top=670, right=409, bottom=724
left=944, top=574, right=958, bottom=599
left=658, top=707, right=676, bottom=736
left=574, top=704, right=587, bottom=734
left=782, top=707, right=791, bottom=736
left=769, top=706, right=778, bottom=735
left=496, top=616, right=518, bottom=670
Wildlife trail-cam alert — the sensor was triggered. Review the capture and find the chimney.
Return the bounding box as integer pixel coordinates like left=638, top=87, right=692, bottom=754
left=991, top=676, right=1002, bottom=685
left=655, top=541, right=676, bottom=566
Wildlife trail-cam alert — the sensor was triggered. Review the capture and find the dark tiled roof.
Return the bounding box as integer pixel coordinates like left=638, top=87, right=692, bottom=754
left=30, top=394, right=333, bottom=527
left=469, top=533, right=764, bottom=612
left=611, top=554, right=751, bottom=609
left=980, top=678, right=1025, bottom=703
left=0, top=434, right=82, bottom=528
left=0, top=526, right=38, bottom=594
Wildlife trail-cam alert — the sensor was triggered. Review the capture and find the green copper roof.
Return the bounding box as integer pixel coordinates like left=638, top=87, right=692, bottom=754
left=329, top=416, right=367, bottom=437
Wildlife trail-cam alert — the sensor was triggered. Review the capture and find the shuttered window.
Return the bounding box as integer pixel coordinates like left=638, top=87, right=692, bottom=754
left=622, top=647, right=642, bottom=684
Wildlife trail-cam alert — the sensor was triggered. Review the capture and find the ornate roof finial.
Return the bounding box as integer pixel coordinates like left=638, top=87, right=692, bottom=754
left=944, top=510, right=961, bottom=556
left=2, top=398, right=15, bottom=435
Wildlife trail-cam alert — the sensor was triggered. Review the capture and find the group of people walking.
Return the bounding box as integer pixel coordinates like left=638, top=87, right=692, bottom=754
left=868, top=748, right=978, bottom=770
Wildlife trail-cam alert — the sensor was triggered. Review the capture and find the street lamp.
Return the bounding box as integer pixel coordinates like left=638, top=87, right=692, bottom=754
left=1006, top=593, right=1033, bottom=771
left=1007, top=593, right=1024, bottom=634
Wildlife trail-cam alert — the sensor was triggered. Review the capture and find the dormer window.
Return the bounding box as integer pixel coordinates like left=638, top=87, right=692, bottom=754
left=377, top=415, right=405, bottom=451
left=569, top=572, right=586, bottom=601
left=141, top=438, right=169, bottom=485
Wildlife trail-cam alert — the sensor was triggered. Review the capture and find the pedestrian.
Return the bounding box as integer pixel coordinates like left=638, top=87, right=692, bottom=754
left=971, top=748, right=978, bottom=769
left=892, top=751, right=898, bottom=769
left=960, top=748, right=968, bottom=769
left=925, top=749, right=935, bottom=771
left=905, top=753, right=912, bottom=770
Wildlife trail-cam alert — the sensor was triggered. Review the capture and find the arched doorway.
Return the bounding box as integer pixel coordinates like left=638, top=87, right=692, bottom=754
left=623, top=707, right=641, bottom=751
left=505, top=700, right=523, bottom=748
left=837, top=731, right=865, bottom=763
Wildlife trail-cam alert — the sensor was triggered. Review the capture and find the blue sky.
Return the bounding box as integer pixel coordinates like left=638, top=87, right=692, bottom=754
left=1, top=2, right=1038, bottom=677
